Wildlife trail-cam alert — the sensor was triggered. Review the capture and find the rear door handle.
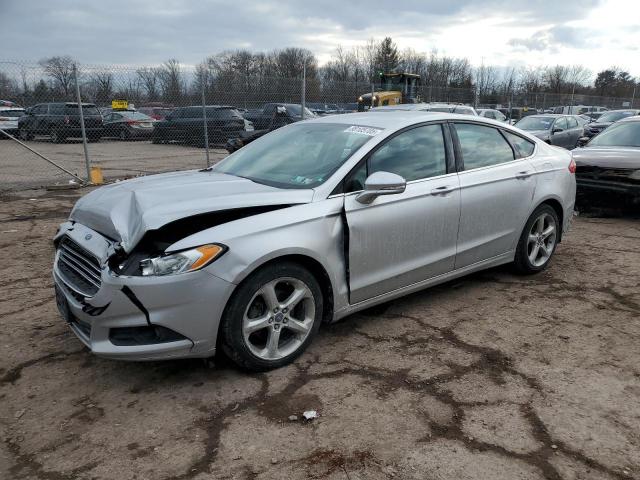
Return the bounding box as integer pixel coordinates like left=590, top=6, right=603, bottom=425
left=515, top=170, right=533, bottom=179
left=431, top=185, right=455, bottom=195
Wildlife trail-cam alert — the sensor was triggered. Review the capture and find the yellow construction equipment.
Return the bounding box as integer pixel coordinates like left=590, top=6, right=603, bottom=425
left=357, top=72, right=420, bottom=111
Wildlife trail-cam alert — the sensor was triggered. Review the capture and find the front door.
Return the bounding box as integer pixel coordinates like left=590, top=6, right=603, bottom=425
left=452, top=122, right=537, bottom=268
left=344, top=123, right=460, bottom=304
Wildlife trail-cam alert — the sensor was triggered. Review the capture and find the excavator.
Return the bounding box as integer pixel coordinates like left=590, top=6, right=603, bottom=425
left=357, top=72, right=420, bottom=111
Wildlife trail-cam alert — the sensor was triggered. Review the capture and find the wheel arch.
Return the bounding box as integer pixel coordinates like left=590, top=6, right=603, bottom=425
left=537, top=197, right=564, bottom=242
left=229, top=252, right=335, bottom=324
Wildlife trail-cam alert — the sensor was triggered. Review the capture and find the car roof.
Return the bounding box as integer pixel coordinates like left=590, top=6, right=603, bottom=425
left=617, top=115, right=640, bottom=123
left=308, top=111, right=504, bottom=130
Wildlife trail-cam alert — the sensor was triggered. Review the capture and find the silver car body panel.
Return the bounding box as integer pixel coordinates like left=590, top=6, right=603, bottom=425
left=54, top=112, right=575, bottom=360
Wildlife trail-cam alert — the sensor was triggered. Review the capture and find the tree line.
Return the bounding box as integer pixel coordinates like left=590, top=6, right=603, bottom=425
left=0, top=37, right=637, bottom=108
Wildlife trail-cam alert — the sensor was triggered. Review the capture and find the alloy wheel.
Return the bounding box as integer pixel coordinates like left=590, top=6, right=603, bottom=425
left=527, top=212, right=557, bottom=267
left=242, top=277, right=316, bottom=360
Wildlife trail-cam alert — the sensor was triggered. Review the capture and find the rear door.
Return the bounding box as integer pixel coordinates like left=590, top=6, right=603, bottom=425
left=565, top=116, right=582, bottom=147
left=344, top=123, right=460, bottom=303
left=453, top=122, right=537, bottom=268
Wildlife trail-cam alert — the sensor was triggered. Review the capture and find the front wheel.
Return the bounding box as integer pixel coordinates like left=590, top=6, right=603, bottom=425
left=220, top=262, right=323, bottom=371
left=18, top=128, right=33, bottom=141
left=514, top=205, right=559, bottom=274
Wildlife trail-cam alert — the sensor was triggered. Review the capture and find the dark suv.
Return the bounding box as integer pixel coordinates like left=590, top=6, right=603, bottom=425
left=151, top=106, right=251, bottom=146
left=18, top=102, right=103, bottom=143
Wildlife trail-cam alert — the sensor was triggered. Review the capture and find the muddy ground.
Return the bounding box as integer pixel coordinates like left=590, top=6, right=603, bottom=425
left=0, top=187, right=639, bottom=480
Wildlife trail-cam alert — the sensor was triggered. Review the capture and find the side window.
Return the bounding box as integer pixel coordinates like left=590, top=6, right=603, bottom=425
left=554, top=117, right=568, bottom=131
left=263, top=104, right=276, bottom=115
left=49, top=105, right=63, bottom=115
left=368, top=124, right=447, bottom=182
left=454, top=123, right=515, bottom=170
left=33, top=105, right=46, bottom=114
left=503, top=131, right=535, bottom=158
left=566, top=117, right=578, bottom=129
left=344, top=161, right=367, bottom=193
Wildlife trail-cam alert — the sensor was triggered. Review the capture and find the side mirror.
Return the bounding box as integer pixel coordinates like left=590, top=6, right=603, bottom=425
left=356, top=171, right=406, bottom=204
left=552, top=128, right=563, bottom=134
left=577, top=136, right=589, bottom=147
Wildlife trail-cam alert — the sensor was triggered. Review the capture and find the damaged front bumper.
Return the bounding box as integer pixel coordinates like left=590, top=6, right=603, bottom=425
left=53, top=222, right=236, bottom=361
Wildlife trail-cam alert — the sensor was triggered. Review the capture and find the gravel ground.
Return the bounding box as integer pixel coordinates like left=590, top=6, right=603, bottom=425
left=0, top=187, right=639, bottom=480
left=0, top=137, right=227, bottom=191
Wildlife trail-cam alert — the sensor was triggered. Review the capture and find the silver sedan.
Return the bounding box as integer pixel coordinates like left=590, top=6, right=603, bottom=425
left=53, top=112, right=576, bottom=371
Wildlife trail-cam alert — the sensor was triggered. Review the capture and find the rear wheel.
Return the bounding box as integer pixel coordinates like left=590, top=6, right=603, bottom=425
left=514, top=205, right=559, bottom=274
left=18, top=128, right=33, bottom=141
left=50, top=128, right=64, bottom=143
left=119, top=129, right=129, bottom=141
left=220, top=262, right=323, bottom=371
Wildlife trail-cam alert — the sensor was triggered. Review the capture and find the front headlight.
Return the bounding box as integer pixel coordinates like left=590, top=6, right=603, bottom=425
left=140, top=244, right=225, bottom=276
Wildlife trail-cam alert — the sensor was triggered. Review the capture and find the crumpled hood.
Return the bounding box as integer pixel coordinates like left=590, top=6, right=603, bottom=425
left=572, top=147, right=640, bottom=169
left=70, top=170, right=314, bottom=251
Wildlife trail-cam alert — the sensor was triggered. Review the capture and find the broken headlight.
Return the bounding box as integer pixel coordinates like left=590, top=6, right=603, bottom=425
left=140, top=244, right=225, bottom=276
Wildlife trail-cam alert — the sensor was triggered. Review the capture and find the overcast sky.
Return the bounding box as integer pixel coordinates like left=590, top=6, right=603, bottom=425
left=3, top=0, right=640, bottom=76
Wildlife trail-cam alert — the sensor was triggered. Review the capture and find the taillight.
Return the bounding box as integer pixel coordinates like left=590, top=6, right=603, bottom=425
left=64, top=115, right=70, bottom=124
left=568, top=158, right=576, bottom=174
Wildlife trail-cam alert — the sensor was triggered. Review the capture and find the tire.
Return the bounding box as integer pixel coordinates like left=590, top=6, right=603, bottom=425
left=18, top=128, right=33, bottom=141
left=88, top=135, right=101, bottom=143
left=49, top=128, right=64, bottom=143
left=514, top=204, right=560, bottom=274
left=220, top=261, right=323, bottom=372
left=119, top=129, right=129, bottom=141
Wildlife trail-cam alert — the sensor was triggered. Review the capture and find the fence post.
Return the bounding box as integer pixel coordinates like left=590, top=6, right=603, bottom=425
left=301, top=61, right=306, bottom=120
left=201, top=77, right=210, bottom=167
left=73, top=64, right=92, bottom=182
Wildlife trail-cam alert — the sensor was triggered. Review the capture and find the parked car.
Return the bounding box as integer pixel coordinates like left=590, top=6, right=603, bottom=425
left=138, top=106, right=174, bottom=121
left=0, top=107, right=26, bottom=136
left=552, top=105, right=608, bottom=115
left=515, top=114, right=584, bottom=148
left=582, top=109, right=640, bottom=139
left=152, top=106, right=252, bottom=146
left=477, top=108, right=507, bottom=122
left=102, top=111, right=156, bottom=140
left=53, top=112, right=575, bottom=370
left=18, top=102, right=103, bottom=143
left=306, top=103, right=341, bottom=116
left=573, top=116, right=640, bottom=207
left=243, top=103, right=316, bottom=130
left=508, top=107, right=537, bottom=124
left=370, top=103, right=477, bottom=115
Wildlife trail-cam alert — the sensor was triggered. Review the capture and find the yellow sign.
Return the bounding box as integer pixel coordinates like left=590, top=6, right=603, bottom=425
left=111, top=99, right=128, bottom=110
left=523, top=107, right=529, bottom=112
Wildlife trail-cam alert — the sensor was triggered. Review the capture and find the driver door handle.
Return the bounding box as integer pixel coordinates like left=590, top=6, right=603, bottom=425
left=515, top=170, right=533, bottom=179
left=431, top=185, right=455, bottom=195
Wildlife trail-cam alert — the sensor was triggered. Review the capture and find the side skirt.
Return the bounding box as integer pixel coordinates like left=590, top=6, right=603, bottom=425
left=332, top=251, right=514, bottom=321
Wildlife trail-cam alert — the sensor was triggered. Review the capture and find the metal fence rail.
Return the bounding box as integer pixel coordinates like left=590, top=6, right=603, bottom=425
left=1, top=60, right=638, bottom=192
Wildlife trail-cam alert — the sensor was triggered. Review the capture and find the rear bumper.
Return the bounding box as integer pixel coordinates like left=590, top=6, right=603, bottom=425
left=53, top=223, right=236, bottom=361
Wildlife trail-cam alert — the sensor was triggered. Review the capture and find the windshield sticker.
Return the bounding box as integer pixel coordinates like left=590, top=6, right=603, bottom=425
left=344, top=125, right=382, bottom=136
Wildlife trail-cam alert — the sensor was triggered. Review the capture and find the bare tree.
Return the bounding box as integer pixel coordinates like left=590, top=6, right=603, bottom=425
left=136, top=67, right=161, bottom=101
left=39, top=56, right=76, bottom=97
left=157, top=59, right=183, bottom=104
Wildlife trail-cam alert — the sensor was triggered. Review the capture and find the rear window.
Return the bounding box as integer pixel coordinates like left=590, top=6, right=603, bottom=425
left=65, top=105, right=100, bottom=115
left=503, top=131, right=535, bottom=158
left=0, top=110, right=25, bottom=118
left=213, top=108, right=243, bottom=119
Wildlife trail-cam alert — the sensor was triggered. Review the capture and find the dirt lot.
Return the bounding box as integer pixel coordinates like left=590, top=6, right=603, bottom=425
left=0, top=187, right=639, bottom=480
left=0, top=137, right=227, bottom=191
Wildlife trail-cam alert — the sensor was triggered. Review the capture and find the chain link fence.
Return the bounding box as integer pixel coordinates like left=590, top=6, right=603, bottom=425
left=1, top=60, right=638, bottom=192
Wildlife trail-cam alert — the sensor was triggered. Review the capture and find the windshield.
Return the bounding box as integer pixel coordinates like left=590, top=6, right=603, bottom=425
left=597, top=111, right=636, bottom=123
left=516, top=116, right=553, bottom=130
left=589, top=122, right=640, bottom=147
left=213, top=123, right=379, bottom=188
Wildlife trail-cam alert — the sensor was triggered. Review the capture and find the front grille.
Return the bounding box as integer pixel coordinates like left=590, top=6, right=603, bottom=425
left=57, top=236, right=102, bottom=296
